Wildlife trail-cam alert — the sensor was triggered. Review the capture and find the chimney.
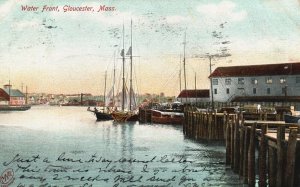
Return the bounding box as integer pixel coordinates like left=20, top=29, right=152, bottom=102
left=3, top=84, right=12, bottom=89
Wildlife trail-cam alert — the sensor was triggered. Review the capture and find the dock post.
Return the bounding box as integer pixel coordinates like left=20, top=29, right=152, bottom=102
left=230, top=116, right=235, bottom=169
left=223, top=112, right=227, bottom=139
left=248, top=123, right=256, bottom=187
left=259, top=124, right=267, bottom=187
left=233, top=114, right=240, bottom=173
left=213, top=110, right=216, bottom=139
left=188, top=111, right=192, bottom=137
left=268, top=146, right=277, bottom=187
left=183, top=110, right=187, bottom=135
left=225, top=117, right=232, bottom=165
left=243, top=126, right=250, bottom=183
left=284, top=128, right=298, bottom=187
left=239, top=123, right=244, bottom=177
left=276, top=126, right=285, bottom=187
left=208, top=112, right=212, bottom=140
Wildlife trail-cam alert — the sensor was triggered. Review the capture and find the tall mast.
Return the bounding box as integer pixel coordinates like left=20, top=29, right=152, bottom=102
left=129, top=19, right=133, bottom=111
left=209, top=55, right=214, bottom=110
left=195, top=73, right=197, bottom=104
left=113, top=52, right=116, bottom=108
left=8, top=80, right=11, bottom=104
left=25, top=85, right=28, bottom=105
left=104, top=71, right=107, bottom=109
left=122, top=24, right=125, bottom=111
left=179, top=54, right=181, bottom=93
left=183, top=32, right=187, bottom=103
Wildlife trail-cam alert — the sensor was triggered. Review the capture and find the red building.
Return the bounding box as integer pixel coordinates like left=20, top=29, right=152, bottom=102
left=177, top=89, right=210, bottom=103
left=0, top=85, right=26, bottom=106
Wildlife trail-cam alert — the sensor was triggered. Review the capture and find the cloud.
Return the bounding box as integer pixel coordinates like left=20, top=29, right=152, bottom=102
left=0, top=0, right=16, bottom=20
left=165, top=15, right=188, bottom=24
left=197, top=1, right=247, bottom=22
left=11, top=20, right=40, bottom=30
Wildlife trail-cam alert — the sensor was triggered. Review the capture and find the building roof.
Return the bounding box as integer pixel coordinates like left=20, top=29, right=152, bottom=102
left=209, top=62, right=300, bottom=78
left=1, top=88, right=25, bottom=97
left=232, top=96, right=300, bottom=102
left=177, top=89, right=210, bottom=98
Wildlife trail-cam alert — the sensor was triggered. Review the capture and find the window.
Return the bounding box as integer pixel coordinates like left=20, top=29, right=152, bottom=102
left=225, top=78, right=231, bottom=85
left=253, top=88, right=256, bottom=94
left=226, top=88, right=230, bottom=94
left=212, top=79, right=218, bottom=85
left=266, top=77, right=272, bottom=84
left=214, top=88, right=217, bottom=94
left=280, top=77, right=286, bottom=84
left=238, top=78, right=244, bottom=85
left=267, top=88, right=271, bottom=94
left=251, top=78, right=258, bottom=84
left=296, top=77, right=300, bottom=83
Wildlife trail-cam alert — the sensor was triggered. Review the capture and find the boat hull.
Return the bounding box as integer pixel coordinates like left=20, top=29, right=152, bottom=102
left=152, top=116, right=183, bottom=125
left=151, top=110, right=184, bottom=125
left=111, top=111, right=139, bottom=122
left=284, top=114, right=300, bottom=124
left=87, top=107, right=113, bottom=121
left=0, top=105, right=31, bottom=111
left=95, top=112, right=113, bottom=121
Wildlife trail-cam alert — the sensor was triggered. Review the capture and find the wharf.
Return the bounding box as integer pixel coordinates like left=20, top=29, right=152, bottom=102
left=183, top=109, right=300, bottom=187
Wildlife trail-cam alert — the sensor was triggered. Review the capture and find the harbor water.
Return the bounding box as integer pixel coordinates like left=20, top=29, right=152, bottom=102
left=0, top=106, right=245, bottom=187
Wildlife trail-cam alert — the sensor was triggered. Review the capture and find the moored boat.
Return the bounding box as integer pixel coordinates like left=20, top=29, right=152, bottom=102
left=111, top=20, right=139, bottom=122
left=151, top=109, right=184, bottom=125
left=284, top=114, right=300, bottom=124
left=111, top=111, right=138, bottom=122
left=87, top=107, right=113, bottom=121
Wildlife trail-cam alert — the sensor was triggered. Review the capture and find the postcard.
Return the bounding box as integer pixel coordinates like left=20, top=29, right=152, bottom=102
left=1, top=0, right=299, bottom=186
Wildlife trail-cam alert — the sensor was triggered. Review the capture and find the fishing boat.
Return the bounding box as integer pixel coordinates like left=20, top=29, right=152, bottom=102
left=87, top=107, right=113, bottom=121
left=151, top=109, right=184, bottom=125
left=88, top=71, right=113, bottom=121
left=284, top=114, right=300, bottom=124
left=111, top=20, right=139, bottom=122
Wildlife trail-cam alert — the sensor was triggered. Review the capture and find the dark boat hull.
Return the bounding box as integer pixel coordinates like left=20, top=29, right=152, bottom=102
left=0, top=105, right=31, bottom=111
left=95, top=112, right=113, bottom=121
left=87, top=107, right=113, bottom=121
left=284, top=114, right=300, bottom=124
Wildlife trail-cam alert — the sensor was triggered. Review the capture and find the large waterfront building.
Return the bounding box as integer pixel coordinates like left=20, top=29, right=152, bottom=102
left=209, top=62, right=300, bottom=103
left=0, top=84, right=26, bottom=105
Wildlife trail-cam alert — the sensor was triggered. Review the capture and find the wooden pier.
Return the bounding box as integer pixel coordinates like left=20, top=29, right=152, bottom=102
left=183, top=109, right=300, bottom=186
left=138, top=108, right=152, bottom=123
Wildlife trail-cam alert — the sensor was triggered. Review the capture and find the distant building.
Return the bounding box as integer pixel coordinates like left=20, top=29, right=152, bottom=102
left=0, top=85, right=26, bottom=105
left=209, top=62, right=300, bottom=103
left=177, top=89, right=210, bottom=103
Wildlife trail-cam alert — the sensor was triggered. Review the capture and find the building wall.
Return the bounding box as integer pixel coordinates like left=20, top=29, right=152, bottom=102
left=10, top=97, right=25, bottom=105
left=211, top=75, right=300, bottom=102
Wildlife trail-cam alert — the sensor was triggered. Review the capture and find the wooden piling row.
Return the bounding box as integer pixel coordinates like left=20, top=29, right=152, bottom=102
left=183, top=108, right=299, bottom=186
left=225, top=121, right=299, bottom=187
left=183, top=110, right=229, bottom=140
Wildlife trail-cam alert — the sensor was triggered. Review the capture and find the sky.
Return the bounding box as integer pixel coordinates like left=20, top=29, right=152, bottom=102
left=0, top=0, right=300, bottom=96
